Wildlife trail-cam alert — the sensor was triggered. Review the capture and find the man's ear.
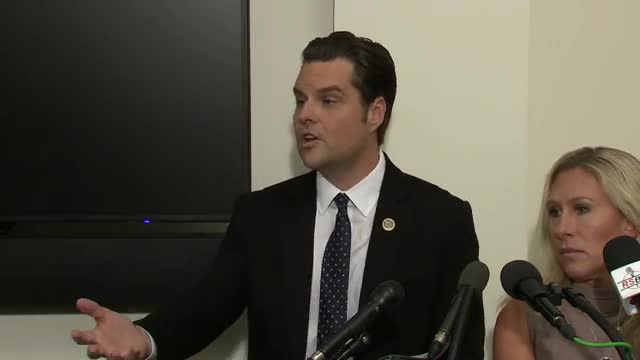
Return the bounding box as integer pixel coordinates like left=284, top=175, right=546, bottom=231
left=367, top=96, right=386, bottom=133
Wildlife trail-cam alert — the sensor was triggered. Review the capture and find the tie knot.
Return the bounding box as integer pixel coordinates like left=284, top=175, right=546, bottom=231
left=333, top=193, right=349, bottom=212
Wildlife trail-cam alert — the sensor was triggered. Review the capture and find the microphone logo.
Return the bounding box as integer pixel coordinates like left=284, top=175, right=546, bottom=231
left=620, top=266, right=640, bottom=291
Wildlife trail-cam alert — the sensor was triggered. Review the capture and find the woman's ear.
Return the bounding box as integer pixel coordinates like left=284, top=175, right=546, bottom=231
left=623, top=220, right=639, bottom=238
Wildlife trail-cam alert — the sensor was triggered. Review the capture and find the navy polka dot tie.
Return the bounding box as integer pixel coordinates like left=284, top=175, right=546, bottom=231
left=317, top=192, right=351, bottom=347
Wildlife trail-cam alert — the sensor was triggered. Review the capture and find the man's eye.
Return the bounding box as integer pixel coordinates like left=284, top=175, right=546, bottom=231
left=322, top=98, right=336, bottom=105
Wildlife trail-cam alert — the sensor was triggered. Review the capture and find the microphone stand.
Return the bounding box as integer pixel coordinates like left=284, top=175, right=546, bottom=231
left=333, top=332, right=372, bottom=360
left=561, top=286, right=634, bottom=360
left=445, top=288, right=474, bottom=360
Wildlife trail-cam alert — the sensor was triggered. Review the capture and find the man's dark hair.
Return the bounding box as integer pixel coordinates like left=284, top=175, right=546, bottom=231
left=301, top=31, right=397, bottom=145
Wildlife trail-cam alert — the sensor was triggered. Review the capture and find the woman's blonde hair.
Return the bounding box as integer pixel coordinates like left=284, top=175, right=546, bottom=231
left=530, top=146, right=640, bottom=350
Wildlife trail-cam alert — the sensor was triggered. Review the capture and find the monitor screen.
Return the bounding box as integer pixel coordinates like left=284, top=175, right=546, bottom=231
left=1, top=0, right=250, bottom=222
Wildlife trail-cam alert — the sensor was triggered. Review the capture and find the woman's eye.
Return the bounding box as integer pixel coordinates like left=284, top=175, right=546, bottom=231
left=575, top=205, right=590, bottom=215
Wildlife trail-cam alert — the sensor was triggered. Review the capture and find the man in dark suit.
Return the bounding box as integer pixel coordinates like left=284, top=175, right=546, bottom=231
left=71, top=31, right=484, bottom=360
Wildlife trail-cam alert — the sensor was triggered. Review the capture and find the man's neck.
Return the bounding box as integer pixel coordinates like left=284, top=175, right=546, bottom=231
left=321, top=147, right=381, bottom=191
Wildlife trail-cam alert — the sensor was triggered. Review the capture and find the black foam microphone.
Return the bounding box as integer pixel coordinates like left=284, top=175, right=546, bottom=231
left=500, top=260, right=576, bottom=340
left=307, top=280, right=405, bottom=360
left=425, top=260, right=490, bottom=359
left=603, top=235, right=640, bottom=315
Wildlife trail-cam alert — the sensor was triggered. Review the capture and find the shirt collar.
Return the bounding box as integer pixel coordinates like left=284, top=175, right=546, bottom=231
left=316, top=148, right=386, bottom=217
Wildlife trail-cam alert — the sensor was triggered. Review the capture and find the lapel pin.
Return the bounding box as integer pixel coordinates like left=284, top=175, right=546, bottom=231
left=382, top=218, right=396, bottom=231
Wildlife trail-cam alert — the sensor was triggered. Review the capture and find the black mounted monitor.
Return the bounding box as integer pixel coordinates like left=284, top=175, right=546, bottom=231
left=1, top=0, right=250, bottom=223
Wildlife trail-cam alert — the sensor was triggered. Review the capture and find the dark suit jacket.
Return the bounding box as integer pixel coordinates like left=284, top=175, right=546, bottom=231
left=136, top=154, right=485, bottom=359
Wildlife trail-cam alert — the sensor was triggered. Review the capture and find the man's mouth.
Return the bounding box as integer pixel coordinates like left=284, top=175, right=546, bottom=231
left=303, top=133, right=318, bottom=141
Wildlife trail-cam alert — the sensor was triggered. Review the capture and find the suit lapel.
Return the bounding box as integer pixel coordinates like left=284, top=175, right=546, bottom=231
left=360, top=155, right=412, bottom=307
left=279, top=171, right=317, bottom=358
left=276, top=155, right=412, bottom=356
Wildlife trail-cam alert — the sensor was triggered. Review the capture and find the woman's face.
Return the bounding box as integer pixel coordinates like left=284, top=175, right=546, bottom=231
left=547, top=167, right=638, bottom=286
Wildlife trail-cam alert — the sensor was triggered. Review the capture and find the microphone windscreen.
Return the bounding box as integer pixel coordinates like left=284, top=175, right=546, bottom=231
left=500, top=260, right=542, bottom=300
left=603, top=236, right=640, bottom=272
left=458, top=260, right=490, bottom=292
left=370, top=280, right=405, bottom=307
left=603, top=236, right=640, bottom=315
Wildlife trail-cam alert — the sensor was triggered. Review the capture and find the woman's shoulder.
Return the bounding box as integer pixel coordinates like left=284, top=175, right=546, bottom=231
left=497, top=298, right=531, bottom=327
left=494, top=299, right=535, bottom=360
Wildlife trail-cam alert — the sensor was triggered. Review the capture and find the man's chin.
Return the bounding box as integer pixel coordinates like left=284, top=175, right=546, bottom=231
left=299, top=153, right=325, bottom=171
left=301, top=159, right=321, bottom=171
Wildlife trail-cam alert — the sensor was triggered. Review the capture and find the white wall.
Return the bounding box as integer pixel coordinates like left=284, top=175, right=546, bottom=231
left=4, top=1, right=640, bottom=359
left=0, top=1, right=333, bottom=359
left=335, top=1, right=530, bottom=356
left=528, top=0, right=640, bottom=226
left=336, top=0, right=640, bottom=358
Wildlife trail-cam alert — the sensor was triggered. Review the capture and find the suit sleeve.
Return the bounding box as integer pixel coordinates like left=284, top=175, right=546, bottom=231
left=437, top=200, right=485, bottom=360
left=457, top=201, right=485, bottom=360
left=134, top=194, right=251, bottom=360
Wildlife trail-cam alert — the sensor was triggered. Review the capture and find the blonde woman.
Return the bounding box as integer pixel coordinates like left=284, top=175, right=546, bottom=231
left=494, top=146, right=640, bottom=360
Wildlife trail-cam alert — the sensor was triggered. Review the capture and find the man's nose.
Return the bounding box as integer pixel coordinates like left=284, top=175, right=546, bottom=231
left=295, top=101, right=316, bottom=124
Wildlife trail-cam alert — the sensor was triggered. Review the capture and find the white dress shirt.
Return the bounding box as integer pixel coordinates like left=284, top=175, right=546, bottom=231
left=304, top=149, right=386, bottom=357
left=144, top=149, right=386, bottom=360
